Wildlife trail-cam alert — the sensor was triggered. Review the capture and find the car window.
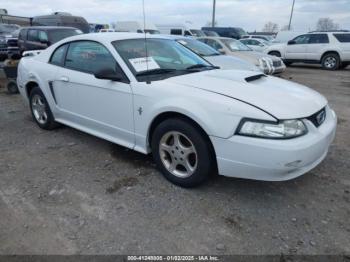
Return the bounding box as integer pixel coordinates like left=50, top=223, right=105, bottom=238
left=176, top=38, right=219, bottom=56
left=48, top=29, right=82, bottom=44
left=333, top=34, right=350, bottom=43
left=293, top=34, right=311, bottom=44
left=38, top=31, right=49, bottom=42
left=64, top=41, right=117, bottom=74
left=251, top=40, right=260, bottom=45
left=190, top=30, right=205, bottom=37
left=201, top=39, right=223, bottom=51
left=18, top=29, right=26, bottom=40
left=50, top=44, right=68, bottom=66
left=309, top=34, right=329, bottom=44
left=112, top=38, right=212, bottom=80
left=171, top=29, right=182, bottom=35
left=222, top=38, right=252, bottom=51
left=28, top=30, right=39, bottom=42
left=184, top=30, right=192, bottom=36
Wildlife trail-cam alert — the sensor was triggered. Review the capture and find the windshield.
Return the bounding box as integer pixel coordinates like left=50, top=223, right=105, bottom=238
left=176, top=38, right=219, bottom=57
left=222, top=38, right=252, bottom=51
left=204, top=31, right=219, bottom=37
left=112, top=38, right=213, bottom=81
left=190, top=30, right=205, bottom=37
left=0, top=24, right=20, bottom=36
left=145, top=29, right=160, bottom=34
left=48, top=29, right=82, bottom=43
left=260, top=39, right=271, bottom=46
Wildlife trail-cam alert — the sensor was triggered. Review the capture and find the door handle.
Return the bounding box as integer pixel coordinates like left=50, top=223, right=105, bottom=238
left=59, top=76, right=69, bottom=82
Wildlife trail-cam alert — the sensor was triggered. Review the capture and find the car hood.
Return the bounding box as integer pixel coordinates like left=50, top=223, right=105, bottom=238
left=168, top=70, right=327, bottom=119
left=205, top=55, right=261, bottom=72
left=231, top=51, right=281, bottom=64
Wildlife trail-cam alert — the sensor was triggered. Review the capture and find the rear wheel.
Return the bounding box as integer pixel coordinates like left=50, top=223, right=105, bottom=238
left=151, top=118, right=215, bottom=187
left=321, top=53, right=340, bottom=70
left=29, top=86, right=59, bottom=130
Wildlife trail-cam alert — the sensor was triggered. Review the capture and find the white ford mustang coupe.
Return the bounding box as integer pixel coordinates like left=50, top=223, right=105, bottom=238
left=17, top=33, right=337, bottom=187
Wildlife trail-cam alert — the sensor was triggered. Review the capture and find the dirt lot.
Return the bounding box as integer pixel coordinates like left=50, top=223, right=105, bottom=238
left=0, top=65, right=349, bottom=255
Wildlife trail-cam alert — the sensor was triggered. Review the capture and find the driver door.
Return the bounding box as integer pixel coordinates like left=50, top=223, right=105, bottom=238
left=52, top=40, right=135, bottom=149
left=285, top=34, right=310, bottom=60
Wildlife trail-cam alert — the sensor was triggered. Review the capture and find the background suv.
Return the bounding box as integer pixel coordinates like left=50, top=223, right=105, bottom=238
left=265, top=31, right=350, bottom=70
left=18, top=26, right=82, bottom=54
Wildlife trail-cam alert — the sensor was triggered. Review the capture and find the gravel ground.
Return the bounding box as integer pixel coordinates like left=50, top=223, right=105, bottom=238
left=0, top=65, right=349, bottom=255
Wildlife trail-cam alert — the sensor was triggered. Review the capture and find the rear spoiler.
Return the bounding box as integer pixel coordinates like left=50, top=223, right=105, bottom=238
left=22, top=50, right=42, bottom=57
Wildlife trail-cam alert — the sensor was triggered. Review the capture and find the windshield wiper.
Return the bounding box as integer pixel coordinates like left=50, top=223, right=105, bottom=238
left=136, top=68, right=177, bottom=77
left=186, top=64, right=220, bottom=70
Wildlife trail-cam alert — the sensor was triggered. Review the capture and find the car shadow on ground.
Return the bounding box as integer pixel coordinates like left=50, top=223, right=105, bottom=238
left=98, top=127, right=318, bottom=199
left=286, top=63, right=349, bottom=71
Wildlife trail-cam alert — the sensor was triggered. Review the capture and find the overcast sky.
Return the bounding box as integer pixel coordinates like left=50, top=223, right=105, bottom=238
left=1, top=0, right=350, bottom=31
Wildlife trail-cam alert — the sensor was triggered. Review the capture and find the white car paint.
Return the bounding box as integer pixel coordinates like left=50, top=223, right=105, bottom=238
left=17, top=33, right=337, bottom=182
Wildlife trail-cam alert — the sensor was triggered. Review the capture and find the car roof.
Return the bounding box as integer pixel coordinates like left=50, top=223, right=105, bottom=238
left=20, top=26, right=79, bottom=31
left=61, top=32, right=173, bottom=43
left=197, top=36, right=233, bottom=40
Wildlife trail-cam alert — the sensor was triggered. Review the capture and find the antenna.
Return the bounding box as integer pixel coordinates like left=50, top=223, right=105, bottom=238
left=142, top=0, right=149, bottom=77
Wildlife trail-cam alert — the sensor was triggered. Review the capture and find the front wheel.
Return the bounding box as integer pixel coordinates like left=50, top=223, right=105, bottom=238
left=321, top=53, right=340, bottom=70
left=151, top=118, right=215, bottom=187
left=29, top=86, right=59, bottom=130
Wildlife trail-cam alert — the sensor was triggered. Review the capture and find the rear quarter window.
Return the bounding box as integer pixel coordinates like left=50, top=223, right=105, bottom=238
left=50, top=44, right=67, bottom=66
left=333, top=34, right=350, bottom=43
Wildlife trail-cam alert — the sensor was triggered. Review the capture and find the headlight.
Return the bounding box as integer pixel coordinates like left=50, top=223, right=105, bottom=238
left=259, top=58, right=268, bottom=69
left=237, top=119, right=307, bottom=139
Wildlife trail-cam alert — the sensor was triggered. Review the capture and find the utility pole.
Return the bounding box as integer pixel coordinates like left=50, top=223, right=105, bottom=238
left=288, top=0, right=295, bottom=30
left=212, top=0, right=216, bottom=27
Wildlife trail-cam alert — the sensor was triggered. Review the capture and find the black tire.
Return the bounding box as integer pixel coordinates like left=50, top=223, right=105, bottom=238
left=321, top=53, right=340, bottom=70
left=7, top=81, right=19, bottom=94
left=268, top=51, right=281, bottom=57
left=29, top=86, right=59, bottom=130
left=340, top=62, right=349, bottom=69
left=151, top=118, right=215, bottom=187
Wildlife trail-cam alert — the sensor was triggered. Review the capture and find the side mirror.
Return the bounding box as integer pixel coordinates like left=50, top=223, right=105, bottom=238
left=94, top=68, right=123, bottom=81
left=287, top=40, right=296, bottom=45
left=218, top=48, right=226, bottom=54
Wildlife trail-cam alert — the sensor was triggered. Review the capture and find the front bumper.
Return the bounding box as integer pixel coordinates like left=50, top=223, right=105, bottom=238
left=272, top=64, right=286, bottom=74
left=211, top=106, right=337, bottom=181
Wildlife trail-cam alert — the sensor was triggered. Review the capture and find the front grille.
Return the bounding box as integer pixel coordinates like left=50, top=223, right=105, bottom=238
left=273, top=60, right=282, bottom=67
left=307, top=107, right=326, bottom=127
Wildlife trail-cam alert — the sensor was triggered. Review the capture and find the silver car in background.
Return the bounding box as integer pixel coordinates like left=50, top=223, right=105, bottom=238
left=168, top=36, right=261, bottom=72
left=198, top=36, right=286, bottom=74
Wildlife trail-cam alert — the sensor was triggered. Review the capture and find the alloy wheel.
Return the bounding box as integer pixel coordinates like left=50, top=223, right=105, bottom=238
left=31, top=94, right=48, bottom=125
left=324, top=57, right=336, bottom=69
left=159, top=131, right=198, bottom=178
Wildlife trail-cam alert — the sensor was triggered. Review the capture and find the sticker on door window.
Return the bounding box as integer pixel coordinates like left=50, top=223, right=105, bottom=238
left=129, top=57, right=160, bottom=72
